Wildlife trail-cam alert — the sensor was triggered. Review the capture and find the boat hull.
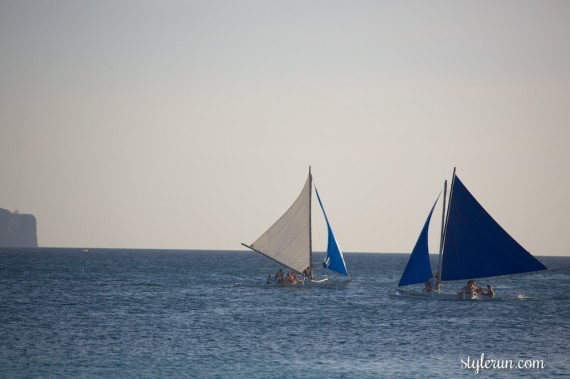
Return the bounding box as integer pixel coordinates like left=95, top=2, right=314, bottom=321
left=266, top=277, right=349, bottom=288
left=458, top=289, right=491, bottom=300
left=396, top=288, right=495, bottom=300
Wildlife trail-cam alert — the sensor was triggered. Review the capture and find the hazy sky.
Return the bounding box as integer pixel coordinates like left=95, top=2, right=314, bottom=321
left=1, top=1, right=569, bottom=255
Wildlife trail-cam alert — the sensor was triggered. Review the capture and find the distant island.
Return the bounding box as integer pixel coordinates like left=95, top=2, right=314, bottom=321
left=0, top=208, right=38, bottom=247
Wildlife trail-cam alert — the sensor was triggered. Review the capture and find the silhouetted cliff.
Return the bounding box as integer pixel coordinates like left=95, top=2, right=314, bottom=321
left=0, top=208, right=38, bottom=247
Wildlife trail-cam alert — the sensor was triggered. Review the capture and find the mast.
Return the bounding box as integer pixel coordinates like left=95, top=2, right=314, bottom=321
left=436, top=180, right=447, bottom=285
left=440, top=167, right=457, bottom=279
left=308, top=166, right=313, bottom=277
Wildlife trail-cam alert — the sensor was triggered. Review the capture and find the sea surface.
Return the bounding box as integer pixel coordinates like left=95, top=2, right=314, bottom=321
left=1, top=248, right=569, bottom=378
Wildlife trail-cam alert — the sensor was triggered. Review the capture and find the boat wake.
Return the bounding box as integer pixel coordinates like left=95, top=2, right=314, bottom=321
left=514, top=294, right=541, bottom=301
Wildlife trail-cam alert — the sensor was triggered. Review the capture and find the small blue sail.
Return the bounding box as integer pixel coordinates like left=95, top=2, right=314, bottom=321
left=441, top=175, right=547, bottom=281
left=398, top=194, right=440, bottom=287
left=315, top=187, right=349, bottom=277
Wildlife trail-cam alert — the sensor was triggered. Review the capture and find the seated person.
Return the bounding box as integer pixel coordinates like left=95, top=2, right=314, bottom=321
left=485, top=284, right=495, bottom=298
left=464, top=279, right=477, bottom=292
left=423, top=279, right=433, bottom=292
left=275, top=269, right=284, bottom=284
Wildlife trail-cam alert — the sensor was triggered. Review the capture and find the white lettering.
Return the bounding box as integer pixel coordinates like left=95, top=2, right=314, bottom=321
left=462, top=355, right=545, bottom=374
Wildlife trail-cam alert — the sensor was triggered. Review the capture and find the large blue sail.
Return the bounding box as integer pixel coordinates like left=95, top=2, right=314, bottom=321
left=315, top=187, right=349, bottom=277
left=441, top=175, right=547, bottom=281
left=398, top=195, right=439, bottom=287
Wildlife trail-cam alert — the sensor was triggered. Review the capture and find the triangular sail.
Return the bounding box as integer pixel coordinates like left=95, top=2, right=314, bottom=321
left=441, top=175, right=547, bottom=281
left=315, top=186, right=349, bottom=277
left=398, top=194, right=439, bottom=287
left=248, top=174, right=311, bottom=274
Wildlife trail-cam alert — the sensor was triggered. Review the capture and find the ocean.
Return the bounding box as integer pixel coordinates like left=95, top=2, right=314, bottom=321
left=1, top=248, right=569, bottom=378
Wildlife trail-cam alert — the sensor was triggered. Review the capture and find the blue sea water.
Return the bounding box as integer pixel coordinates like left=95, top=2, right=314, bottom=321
left=1, top=248, right=569, bottom=378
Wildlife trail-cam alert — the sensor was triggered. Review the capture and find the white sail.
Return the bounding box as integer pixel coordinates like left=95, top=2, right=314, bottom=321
left=250, top=174, right=311, bottom=273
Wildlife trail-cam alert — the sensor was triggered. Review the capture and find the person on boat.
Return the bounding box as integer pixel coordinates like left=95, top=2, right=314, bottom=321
left=302, top=266, right=312, bottom=279
left=423, top=279, right=433, bottom=292
left=434, top=272, right=441, bottom=292
left=485, top=284, right=495, bottom=298
left=422, top=276, right=436, bottom=292
left=266, top=274, right=273, bottom=284
left=464, top=279, right=476, bottom=292
left=275, top=269, right=284, bottom=284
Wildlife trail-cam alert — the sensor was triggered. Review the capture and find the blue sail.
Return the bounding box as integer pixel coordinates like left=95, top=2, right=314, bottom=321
left=315, top=187, right=349, bottom=277
left=441, top=175, right=547, bottom=281
left=398, top=195, right=439, bottom=287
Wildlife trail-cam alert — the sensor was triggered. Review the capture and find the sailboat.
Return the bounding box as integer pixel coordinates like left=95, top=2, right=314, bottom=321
left=397, top=168, right=547, bottom=299
left=241, top=168, right=350, bottom=286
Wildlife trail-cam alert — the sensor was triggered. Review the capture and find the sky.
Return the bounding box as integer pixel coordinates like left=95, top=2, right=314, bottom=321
left=1, top=1, right=569, bottom=255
